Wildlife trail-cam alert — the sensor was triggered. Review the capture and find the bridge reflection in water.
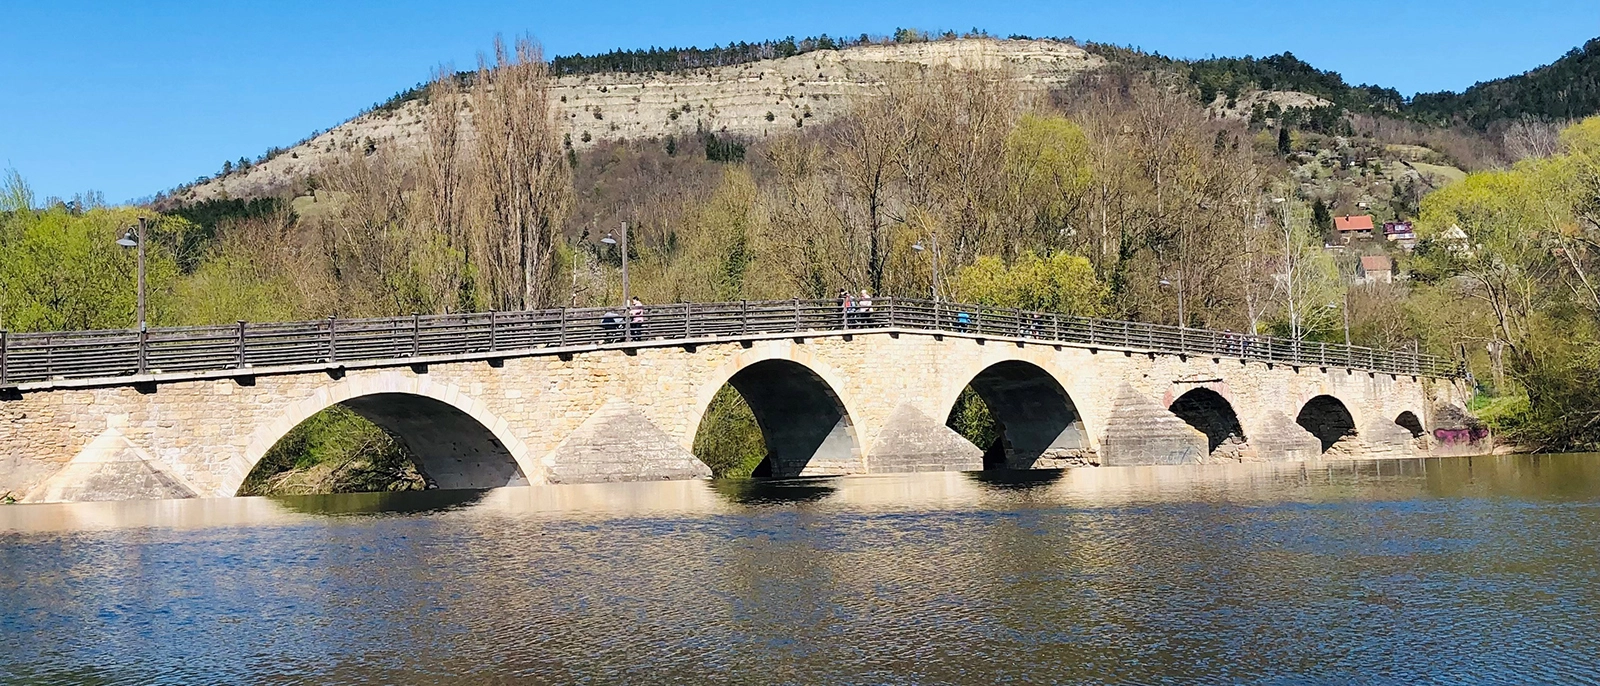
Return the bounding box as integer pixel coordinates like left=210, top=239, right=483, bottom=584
left=6, top=456, right=1597, bottom=684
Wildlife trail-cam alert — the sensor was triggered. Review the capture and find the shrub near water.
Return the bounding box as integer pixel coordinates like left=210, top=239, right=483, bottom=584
left=239, top=406, right=426, bottom=496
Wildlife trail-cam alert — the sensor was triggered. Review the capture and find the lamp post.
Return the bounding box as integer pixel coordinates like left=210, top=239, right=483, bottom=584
left=600, top=221, right=629, bottom=309
left=1329, top=290, right=1351, bottom=346
left=1159, top=276, right=1185, bottom=328
left=116, top=217, right=147, bottom=332
left=911, top=233, right=942, bottom=301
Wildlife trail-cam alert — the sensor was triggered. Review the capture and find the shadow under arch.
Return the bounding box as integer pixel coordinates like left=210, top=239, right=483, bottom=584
left=270, top=488, right=490, bottom=516
left=232, top=377, right=533, bottom=497
left=1395, top=411, right=1426, bottom=438
left=1168, top=388, right=1246, bottom=453
left=1297, top=395, right=1358, bottom=452
left=946, top=360, right=1089, bottom=469
left=707, top=359, right=862, bottom=478
left=711, top=477, right=840, bottom=505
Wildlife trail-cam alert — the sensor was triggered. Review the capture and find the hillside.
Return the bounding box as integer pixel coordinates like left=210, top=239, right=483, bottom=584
left=1409, top=37, right=1600, bottom=127
left=176, top=38, right=1104, bottom=203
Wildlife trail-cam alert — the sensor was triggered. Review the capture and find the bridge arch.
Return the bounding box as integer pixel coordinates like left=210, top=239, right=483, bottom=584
left=1296, top=394, right=1359, bottom=453
left=227, top=374, right=535, bottom=496
left=689, top=345, right=863, bottom=477
left=1395, top=410, right=1426, bottom=438
left=943, top=360, right=1089, bottom=469
left=1168, top=388, right=1246, bottom=453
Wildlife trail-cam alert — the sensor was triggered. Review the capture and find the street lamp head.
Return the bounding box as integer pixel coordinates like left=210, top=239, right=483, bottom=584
left=912, top=242, right=925, bottom=252
left=116, top=229, right=138, bottom=248
left=600, top=233, right=617, bottom=245
left=1158, top=278, right=1172, bottom=287
left=1272, top=197, right=1287, bottom=204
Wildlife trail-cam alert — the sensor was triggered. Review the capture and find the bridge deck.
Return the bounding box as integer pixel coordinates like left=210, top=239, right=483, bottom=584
left=0, top=298, right=1460, bottom=390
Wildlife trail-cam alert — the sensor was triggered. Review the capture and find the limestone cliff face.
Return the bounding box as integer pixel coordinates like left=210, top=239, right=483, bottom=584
left=180, top=39, right=1103, bottom=203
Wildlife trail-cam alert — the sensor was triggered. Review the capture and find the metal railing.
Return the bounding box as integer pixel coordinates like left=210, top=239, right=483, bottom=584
left=0, top=298, right=1461, bottom=387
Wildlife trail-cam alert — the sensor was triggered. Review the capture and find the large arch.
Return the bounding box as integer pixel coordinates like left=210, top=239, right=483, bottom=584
left=947, top=360, right=1089, bottom=469
left=688, top=346, right=865, bottom=478
left=227, top=374, right=535, bottom=497
left=1296, top=395, right=1358, bottom=453
left=1168, top=388, right=1246, bottom=453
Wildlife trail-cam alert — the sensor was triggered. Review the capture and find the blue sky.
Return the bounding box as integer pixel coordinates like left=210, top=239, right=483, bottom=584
left=2, top=1, right=1595, bottom=203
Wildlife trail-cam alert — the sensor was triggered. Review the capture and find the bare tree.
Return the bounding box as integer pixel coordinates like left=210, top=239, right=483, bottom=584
left=470, top=36, right=571, bottom=310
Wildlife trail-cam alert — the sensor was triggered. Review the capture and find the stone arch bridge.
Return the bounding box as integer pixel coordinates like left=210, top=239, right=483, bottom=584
left=0, top=299, right=1478, bottom=502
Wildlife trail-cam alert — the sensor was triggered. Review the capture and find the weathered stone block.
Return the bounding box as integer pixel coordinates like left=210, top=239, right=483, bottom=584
left=1100, top=384, right=1207, bottom=466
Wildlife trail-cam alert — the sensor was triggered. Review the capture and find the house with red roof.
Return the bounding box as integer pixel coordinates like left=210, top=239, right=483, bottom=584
left=1334, top=215, right=1376, bottom=243
left=1358, top=255, right=1395, bottom=284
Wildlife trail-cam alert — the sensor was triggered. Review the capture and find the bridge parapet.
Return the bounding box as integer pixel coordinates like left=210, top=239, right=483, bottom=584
left=0, top=298, right=1461, bottom=391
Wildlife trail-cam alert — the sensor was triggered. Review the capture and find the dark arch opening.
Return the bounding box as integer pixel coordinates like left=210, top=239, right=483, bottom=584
left=1296, top=395, right=1358, bottom=452
left=1168, top=388, right=1246, bottom=453
left=694, top=360, right=859, bottom=478
left=945, top=361, right=1088, bottom=470
left=241, top=393, right=526, bottom=496
left=1395, top=411, right=1425, bottom=438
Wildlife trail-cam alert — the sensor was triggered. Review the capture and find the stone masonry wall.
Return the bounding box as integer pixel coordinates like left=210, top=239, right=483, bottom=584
left=0, top=330, right=1466, bottom=502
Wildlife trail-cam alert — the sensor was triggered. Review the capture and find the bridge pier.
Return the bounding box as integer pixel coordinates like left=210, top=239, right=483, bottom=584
left=865, top=403, right=982, bottom=473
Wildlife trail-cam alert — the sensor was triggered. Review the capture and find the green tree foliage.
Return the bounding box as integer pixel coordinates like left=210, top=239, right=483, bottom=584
left=0, top=205, right=180, bottom=331
left=951, top=252, right=1108, bottom=315
left=1408, top=116, right=1600, bottom=448
left=692, top=385, right=766, bottom=478
left=946, top=387, right=1001, bottom=457
left=1410, top=38, right=1600, bottom=128
left=238, top=405, right=425, bottom=495
left=550, top=34, right=872, bottom=76
left=1004, top=114, right=1092, bottom=234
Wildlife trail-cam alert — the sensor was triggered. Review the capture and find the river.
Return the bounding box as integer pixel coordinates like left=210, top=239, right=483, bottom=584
left=2, top=454, right=1598, bottom=684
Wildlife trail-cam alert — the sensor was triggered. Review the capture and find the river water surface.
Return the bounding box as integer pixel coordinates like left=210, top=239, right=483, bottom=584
left=3, top=455, right=1599, bottom=685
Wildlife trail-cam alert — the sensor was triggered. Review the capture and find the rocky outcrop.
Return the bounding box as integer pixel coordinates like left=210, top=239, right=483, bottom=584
left=180, top=39, right=1104, bottom=203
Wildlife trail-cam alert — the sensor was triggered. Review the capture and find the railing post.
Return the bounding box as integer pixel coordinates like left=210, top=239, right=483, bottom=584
left=490, top=310, right=499, bottom=351
left=974, top=307, right=982, bottom=335
left=684, top=302, right=692, bottom=339
left=741, top=300, right=749, bottom=335
left=327, top=316, right=337, bottom=363
left=793, top=298, right=800, bottom=331
left=0, top=330, right=8, bottom=386
left=1320, top=342, right=1326, bottom=366
left=557, top=308, right=565, bottom=347
left=887, top=297, right=896, bottom=328
left=1088, top=319, right=1096, bottom=345
left=137, top=328, right=148, bottom=375
left=411, top=312, right=420, bottom=357
left=236, top=321, right=247, bottom=369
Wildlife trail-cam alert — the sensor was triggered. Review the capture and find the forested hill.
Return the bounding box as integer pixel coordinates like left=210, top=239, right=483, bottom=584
left=1409, top=37, right=1600, bottom=128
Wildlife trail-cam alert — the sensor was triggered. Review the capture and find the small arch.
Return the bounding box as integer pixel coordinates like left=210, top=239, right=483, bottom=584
left=1395, top=411, right=1425, bottom=438
left=1168, top=388, right=1246, bottom=453
left=232, top=376, right=533, bottom=497
left=945, top=360, right=1088, bottom=469
left=1296, top=395, right=1358, bottom=453
left=694, top=358, right=861, bottom=477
